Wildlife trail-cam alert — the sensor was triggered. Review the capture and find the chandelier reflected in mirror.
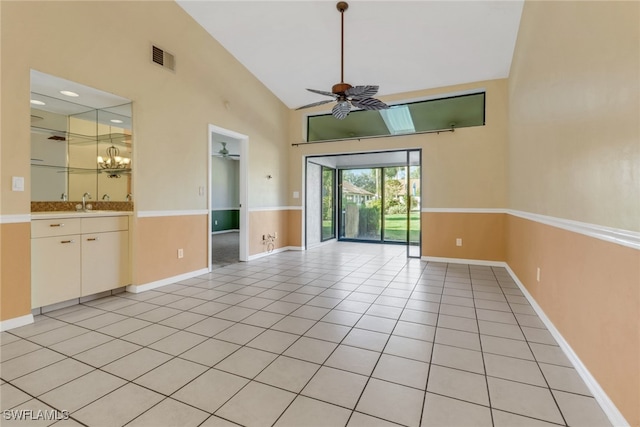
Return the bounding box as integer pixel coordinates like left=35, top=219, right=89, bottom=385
left=97, top=145, right=131, bottom=178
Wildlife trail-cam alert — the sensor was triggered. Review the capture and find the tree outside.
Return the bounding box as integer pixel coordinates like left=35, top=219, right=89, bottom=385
left=339, top=166, right=420, bottom=242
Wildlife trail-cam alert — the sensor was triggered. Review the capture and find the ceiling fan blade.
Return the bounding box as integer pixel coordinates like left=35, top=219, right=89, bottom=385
left=306, top=88, right=338, bottom=98
left=332, top=101, right=351, bottom=120
left=345, top=85, right=379, bottom=98
left=295, top=99, right=335, bottom=110
left=351, top=97, right=390, bottom=111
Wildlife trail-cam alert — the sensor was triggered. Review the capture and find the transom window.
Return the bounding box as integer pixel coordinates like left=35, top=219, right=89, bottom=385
left=306, top=91, right=485, bottom=142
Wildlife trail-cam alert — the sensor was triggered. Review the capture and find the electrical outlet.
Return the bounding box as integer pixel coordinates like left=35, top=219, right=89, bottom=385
left=456, top=238, right=462, bottom=247
left=214, top=220, right=218, bottom=225
left=536, top=267, right=541, bottom=282
left=177, top=248, right=184, bottom=259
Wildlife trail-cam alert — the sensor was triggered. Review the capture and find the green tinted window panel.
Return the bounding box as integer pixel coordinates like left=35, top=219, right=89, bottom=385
left=307, top=92, right=485, bottom=142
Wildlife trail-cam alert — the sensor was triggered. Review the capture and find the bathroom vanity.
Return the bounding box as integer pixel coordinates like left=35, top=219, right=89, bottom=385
left=31, top=211, right=131, bottom=309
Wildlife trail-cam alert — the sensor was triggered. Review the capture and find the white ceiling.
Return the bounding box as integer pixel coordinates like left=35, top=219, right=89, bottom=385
left=177, top=0, right=524, bottom=109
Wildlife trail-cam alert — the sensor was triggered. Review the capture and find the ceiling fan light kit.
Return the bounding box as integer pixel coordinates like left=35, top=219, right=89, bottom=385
left=296, top=1, right=390, bottom=120
left=215, top=142, right=239, bottom=159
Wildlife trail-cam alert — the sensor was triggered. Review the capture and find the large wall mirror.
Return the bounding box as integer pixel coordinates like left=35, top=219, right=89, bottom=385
left=30, top=70, right=132, bottom=202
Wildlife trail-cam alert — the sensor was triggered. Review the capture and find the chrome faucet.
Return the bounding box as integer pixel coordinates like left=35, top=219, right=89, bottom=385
left=102, top=194, right=110, bottom=201
left=126, top=193, right=133, bottom=202
left=82, top=192, right=92, bottom=210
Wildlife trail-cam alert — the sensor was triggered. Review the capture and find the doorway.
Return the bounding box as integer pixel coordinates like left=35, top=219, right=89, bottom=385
left=208, top=125, right=248, bottom=269
left=305, top=149, right=421, bottom=257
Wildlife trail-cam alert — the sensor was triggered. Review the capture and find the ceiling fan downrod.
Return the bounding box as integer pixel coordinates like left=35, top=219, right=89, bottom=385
left=333, top=2, right=351, bottom=94
left=295, top=1, right=388, bottom=119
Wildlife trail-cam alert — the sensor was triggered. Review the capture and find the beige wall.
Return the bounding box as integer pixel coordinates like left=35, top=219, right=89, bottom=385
left=507, top=216, right=639, bottom=426
left=288, top=79, right=509, bottom=211
left=2, top=2, right=638, bottom=423
left=249, top=209, right=302, bottom=257
left=422, top=212, right=506, bottom=261
left=0, top=223, right=30, bottom=321
left=0, top=0, right=290, bottom=214
left=132, top=215, right=207, bottom=286
left=508, top=2, right=640, bottom=425
left=508, top=1, right=640, bottom=232
left=0, top=1, right=290, bottom=319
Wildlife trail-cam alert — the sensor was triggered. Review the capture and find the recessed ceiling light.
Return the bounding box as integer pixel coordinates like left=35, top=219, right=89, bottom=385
left=60, top=90, right=79, bottom=97
left=30, top=99, right=46, bottom=106
left=110, top=119, right=124, bottom=124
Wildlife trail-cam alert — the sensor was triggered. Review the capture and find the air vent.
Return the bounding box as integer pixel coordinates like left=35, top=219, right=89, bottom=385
left=151, top=45, right=175, bottom=71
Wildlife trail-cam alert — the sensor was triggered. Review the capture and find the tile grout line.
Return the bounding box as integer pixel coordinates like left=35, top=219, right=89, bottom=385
left=1, top=247, right=605, bottom=426
left=417, top=261, right=447, bottom=427
left=491, top=265, right=570, bottom=427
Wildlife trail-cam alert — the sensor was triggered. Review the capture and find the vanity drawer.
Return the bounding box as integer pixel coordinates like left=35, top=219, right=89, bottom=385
left=82, top=216, right=129, bottom=233
left=31, top=218, right=81, bottom=238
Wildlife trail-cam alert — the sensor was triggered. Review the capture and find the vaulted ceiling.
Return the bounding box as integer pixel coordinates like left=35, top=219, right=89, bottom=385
left=177, top=1, right=524, bottom=109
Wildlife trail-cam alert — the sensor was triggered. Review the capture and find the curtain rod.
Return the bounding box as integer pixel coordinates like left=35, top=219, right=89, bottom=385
left=291, top=126, right=455, bottom=147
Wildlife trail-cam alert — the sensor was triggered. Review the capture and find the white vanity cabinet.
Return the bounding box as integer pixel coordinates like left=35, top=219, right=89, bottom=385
left=31, top=218, right=82, bottom=308
left=31, top=213, right=130, bottom=309
left=81, top=216, right=129, bottom=296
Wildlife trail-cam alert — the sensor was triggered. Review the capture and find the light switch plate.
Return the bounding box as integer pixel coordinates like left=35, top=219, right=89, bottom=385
left=12, top=176, right=25, bottom=192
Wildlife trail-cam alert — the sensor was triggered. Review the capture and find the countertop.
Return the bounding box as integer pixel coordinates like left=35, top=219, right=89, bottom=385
left=31, top=211, right=133, bottom=220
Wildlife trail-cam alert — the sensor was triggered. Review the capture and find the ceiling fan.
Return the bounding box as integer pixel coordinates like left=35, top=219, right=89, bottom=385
left=215, top=142, right=239, bottom=159
left=296, top=1, right=389, bottom=120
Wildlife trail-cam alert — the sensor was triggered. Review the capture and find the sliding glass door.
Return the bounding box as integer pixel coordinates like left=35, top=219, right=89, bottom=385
left=309, top=149, right=421, bottom=257
left=321, top=167, right=335, bottom=241
left=407, top=150, right=421, bottom=258
left=338, top=162, right=421, bottom=250
left=339, top=168, right=382, bottom=241
left=382, top=167, right=408, bottom=243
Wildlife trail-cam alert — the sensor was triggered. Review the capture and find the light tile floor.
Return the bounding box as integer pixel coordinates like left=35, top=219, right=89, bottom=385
left=1, top=242, right=611, bottom=426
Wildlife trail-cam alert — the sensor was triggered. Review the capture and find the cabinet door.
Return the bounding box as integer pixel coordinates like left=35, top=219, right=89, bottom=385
left=81, top=231, right=129, bottom=296
left=31, top=235, right=81, bottom=308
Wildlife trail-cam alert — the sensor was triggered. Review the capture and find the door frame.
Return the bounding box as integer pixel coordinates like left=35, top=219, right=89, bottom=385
left=208, top=124, right=249, bottom=269
left=304, top=149, right=421, bottom=257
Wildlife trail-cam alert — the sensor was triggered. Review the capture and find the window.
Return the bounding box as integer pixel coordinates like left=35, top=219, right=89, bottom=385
left=306, top=92, right=485, bottom=142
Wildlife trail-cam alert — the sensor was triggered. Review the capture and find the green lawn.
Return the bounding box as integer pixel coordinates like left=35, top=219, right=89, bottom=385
left=384, top=213, right=420, bottom=241
left=323, top=212, right=420, bottom=241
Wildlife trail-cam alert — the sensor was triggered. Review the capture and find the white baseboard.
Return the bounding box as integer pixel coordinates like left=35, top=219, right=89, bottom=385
left=421, top=255, right=627, bottom=427
left=212, top=229, right=240, bottom=235
left=247, top=246, right=301, bottom=261
left=503, top=265, right=629, bottom=427
left=0, top=314, right=34, bottom=332
left=126, top=268, right=210, bottom=294
left=421, top=256, right=505, bottom=267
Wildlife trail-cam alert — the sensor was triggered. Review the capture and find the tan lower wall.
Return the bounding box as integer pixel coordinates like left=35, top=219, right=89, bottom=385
left=249, top=209, right=301, bottom=256
left=133, top=215, right=208, bottom=285
left=0, top=223, right=31, bottom=321
left=422, top=212, right=506, bottom=261
left=506, top=215, right=640, bottom=426
left=288, top=210, right=302, bottom=248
